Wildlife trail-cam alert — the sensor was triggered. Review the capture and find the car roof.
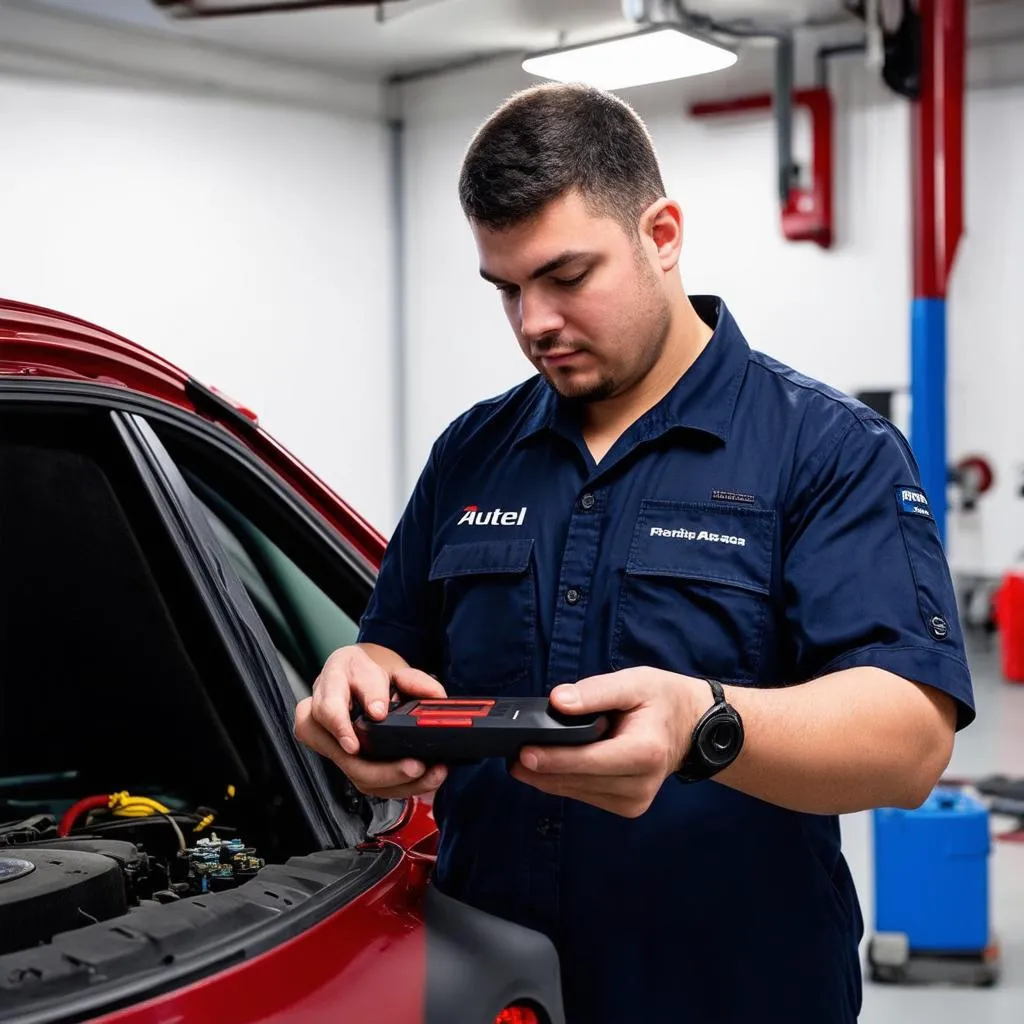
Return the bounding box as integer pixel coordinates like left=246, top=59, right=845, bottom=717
left=0, top=296, right=385, bottom=566
left=0, top=296, right=194, bottom=398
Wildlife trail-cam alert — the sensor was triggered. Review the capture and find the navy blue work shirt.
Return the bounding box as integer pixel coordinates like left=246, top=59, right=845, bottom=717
left=359, top=296, right=975, bottom=1024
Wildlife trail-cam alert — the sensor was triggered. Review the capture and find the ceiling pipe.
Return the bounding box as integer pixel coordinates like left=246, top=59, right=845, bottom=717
left=668, top=3, right=799, bottom=209
left=774, top=32, right=796, bottom=206
left=815, top=41, right=867, bottom=88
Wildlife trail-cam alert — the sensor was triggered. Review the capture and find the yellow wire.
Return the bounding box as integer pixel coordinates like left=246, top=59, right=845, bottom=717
left=192, top=783, right=234, bottom=831
left=108, top=791, right=172, bottom=818
left=105, top=788, right=232, bottom=831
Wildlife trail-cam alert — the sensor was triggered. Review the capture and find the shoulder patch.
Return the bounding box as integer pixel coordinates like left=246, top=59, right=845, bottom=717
left=895, top=485, right=933, bottom=519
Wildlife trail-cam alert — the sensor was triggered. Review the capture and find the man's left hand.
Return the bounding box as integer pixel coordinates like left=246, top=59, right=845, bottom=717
left=510, top=667, right=710, bottom=818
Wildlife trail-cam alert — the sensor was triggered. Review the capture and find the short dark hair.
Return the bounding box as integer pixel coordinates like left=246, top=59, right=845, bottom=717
left=458, top=82, right=666, bottom=235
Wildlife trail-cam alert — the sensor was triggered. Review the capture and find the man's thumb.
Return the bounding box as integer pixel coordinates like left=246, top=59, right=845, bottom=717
left=551, top=673, right=642, bottom=715
left=550, top=683, right=582, bottom=709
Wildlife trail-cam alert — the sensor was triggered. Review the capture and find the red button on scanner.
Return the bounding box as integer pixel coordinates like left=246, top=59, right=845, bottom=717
left=411, top=699, right=494, bottom=718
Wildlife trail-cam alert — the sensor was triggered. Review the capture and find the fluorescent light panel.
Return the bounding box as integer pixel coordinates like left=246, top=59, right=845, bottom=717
left=522, top=25, right=737, bottom=91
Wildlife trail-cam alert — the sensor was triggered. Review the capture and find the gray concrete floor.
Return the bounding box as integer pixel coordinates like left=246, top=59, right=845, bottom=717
left=844, top=640, right=1024, bottom=1021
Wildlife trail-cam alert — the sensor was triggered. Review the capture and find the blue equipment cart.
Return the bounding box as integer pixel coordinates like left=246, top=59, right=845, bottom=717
left=867, top=787, right=1000, bottom=985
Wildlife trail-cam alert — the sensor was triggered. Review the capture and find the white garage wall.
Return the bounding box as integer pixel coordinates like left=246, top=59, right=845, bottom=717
left=0, top=75, right=397, bottom=533
left=399, top=53, right=1024, bottom=577
left=947, top=83, right=1024, bottom=579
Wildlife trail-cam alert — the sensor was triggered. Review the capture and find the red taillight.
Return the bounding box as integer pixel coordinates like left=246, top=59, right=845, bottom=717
left=495, top=1008, right=540, bottom=1024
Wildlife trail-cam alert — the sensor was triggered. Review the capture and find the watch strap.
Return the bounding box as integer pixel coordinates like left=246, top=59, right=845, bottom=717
left=706, top=677, right=726, bottom=707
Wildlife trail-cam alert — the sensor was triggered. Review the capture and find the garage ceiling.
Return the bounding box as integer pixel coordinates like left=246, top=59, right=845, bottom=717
left=12, top=0, right=855, bottom=77
left=4, top=0, right=1019, bottom=113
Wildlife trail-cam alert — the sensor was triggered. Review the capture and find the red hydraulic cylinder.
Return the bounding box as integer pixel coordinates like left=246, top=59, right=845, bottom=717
left=996, top=571, right=1024, bottom=684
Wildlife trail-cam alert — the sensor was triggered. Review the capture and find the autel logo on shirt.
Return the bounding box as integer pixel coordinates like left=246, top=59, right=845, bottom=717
left=458, top=504, right=527, bottom=527
left=650, top=526, right=747, bottom=547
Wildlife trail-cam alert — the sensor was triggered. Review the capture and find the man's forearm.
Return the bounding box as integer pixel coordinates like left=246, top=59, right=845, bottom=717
left=712, top=667, right=957, bottom=815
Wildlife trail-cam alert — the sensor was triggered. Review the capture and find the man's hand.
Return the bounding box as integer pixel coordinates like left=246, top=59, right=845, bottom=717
left=294, top=644, right=449, bottom=800
left=510, top=667, right=708, bottom=818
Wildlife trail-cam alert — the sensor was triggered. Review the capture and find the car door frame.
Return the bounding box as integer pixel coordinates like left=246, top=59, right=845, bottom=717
left=0, top=378, right=386, bottom=847
left=130, top=405, right=409, bottom=839
left=112, top=409, right=361, bottom=850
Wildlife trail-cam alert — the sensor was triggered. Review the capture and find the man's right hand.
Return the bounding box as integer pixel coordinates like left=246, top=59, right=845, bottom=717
left=294, top=644, right=449, bottom=800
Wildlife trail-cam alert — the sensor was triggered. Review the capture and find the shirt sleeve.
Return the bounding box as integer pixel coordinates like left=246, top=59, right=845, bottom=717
left=356, top=428, right=450, bottom=674
left=781, top=412, right=975, bottom=729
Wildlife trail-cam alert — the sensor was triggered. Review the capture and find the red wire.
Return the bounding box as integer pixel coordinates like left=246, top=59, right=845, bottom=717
left=58, top=794, right=110, bottom=836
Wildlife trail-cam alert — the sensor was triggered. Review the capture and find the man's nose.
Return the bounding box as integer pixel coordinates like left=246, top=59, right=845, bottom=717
left=518, top=288, right=565, bottom=343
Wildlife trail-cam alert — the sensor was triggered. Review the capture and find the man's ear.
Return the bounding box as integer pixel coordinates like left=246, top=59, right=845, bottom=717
left=640, top=198, right=683, bottom=272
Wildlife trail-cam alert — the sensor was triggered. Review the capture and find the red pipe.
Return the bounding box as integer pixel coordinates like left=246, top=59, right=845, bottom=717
left=690, top=95, right=776, bottom=117
left=914, top=0, right=966, bottom=298
left=690, top=88, right=834, bottom=249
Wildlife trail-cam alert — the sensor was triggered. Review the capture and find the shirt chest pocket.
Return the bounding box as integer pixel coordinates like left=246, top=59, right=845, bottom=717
left=610, top=501, right=776, bottom=684
left=428, top=538, right=537, bottom=695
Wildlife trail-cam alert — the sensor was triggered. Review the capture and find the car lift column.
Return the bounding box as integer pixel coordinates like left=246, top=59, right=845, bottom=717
left=911, top=0, right=966, bottom=544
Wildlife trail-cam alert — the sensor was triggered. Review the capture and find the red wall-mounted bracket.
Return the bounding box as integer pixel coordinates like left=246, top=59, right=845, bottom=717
left=689, top=88, right=835, bottom=249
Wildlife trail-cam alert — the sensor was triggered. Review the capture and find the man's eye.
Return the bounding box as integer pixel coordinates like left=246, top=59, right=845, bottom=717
left=555, top=271, right=588, bottom=288
left=497, top=285, right=519, bottom=298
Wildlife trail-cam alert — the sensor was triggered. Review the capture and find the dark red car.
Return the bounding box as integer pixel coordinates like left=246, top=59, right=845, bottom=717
left=0, top=298, right=565, bottom=1024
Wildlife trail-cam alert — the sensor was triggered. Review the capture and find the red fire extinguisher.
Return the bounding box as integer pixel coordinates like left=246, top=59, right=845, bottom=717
left=995, top=566, right=1024, bottom=683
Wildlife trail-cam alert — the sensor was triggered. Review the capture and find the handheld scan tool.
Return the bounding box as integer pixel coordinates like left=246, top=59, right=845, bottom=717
left=355, top=697, right=610, bottom=764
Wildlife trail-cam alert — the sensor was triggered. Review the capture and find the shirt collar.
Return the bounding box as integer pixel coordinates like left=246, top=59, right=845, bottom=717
left=513, top=295, right=750, bottom=448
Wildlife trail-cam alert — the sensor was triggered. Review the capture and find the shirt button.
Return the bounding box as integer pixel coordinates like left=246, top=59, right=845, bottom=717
left=536, top=817, right=560, bottom=837
left=580, top=493, right=596, bottom=510
left=566, top=588, right=582, bottom=605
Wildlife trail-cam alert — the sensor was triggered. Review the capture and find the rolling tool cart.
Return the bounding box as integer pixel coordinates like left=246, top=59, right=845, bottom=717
left=867, top=787, right=1000, bottom=985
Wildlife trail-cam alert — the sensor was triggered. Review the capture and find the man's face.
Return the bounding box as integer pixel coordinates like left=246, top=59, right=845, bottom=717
left=472, top=189, right=672, bottom=404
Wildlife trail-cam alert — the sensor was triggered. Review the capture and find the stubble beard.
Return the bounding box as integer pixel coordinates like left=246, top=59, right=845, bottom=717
left=546, top=291, right=672, bottom=408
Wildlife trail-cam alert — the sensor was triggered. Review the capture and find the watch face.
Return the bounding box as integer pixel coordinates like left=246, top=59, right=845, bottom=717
left=698, top=712, right=742, bottom=767
left=676, top=699, right=745, bottom=783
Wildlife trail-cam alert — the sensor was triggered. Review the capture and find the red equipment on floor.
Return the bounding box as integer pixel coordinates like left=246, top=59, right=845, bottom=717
left=995, top=569, right=1024, bottom=683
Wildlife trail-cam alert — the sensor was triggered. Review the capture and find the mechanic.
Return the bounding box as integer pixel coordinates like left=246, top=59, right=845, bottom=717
left=295, top=83, right=975, bottom=1023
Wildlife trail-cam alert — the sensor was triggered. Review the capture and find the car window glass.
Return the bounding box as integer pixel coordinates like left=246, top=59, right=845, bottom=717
left=144, top=420, right=368, bottom=698
left=191, top=489, right=359, bottom=694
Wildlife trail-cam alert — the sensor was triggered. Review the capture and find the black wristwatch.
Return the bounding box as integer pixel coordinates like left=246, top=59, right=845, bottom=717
left=675, top=679, right=744, bottom=783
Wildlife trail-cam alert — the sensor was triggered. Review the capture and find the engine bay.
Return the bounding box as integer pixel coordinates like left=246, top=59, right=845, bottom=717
left=0, top=769, right=394, bottom=1020
left=0, top=792, right=394, bottom=1020
left=0, top=786, right=268, bottom=956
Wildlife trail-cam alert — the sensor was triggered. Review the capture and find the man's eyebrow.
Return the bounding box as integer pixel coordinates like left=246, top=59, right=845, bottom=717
left=479, top=250, right=594, bottom=286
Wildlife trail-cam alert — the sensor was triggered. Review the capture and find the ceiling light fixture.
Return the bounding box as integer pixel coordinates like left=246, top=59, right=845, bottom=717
left=521, top=24, right=737, bottom=92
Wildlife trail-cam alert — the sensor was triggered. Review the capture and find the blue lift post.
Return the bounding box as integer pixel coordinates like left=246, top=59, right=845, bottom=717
left=909, top=0, right=966, bottom=546
left=911, top=298, right=948, bottom=541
